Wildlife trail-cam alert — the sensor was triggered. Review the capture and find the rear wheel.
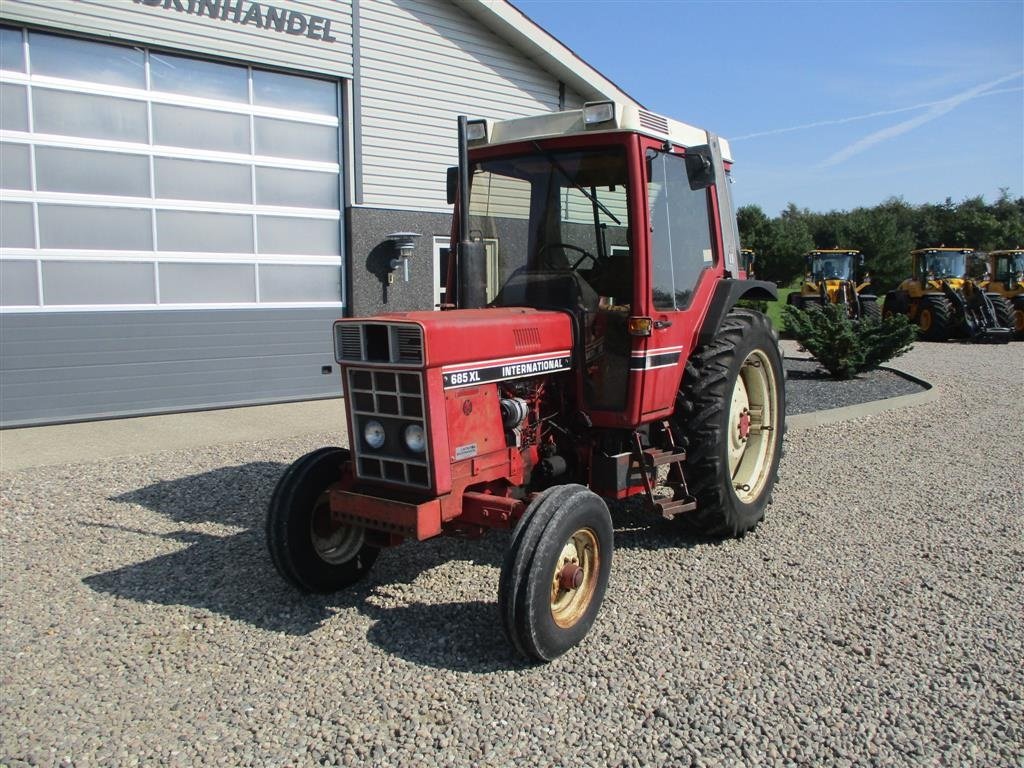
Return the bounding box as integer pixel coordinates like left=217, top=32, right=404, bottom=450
left=266, top=447, right=379, bottom=593
left=674, top=310, right=785, bottom=537
left=917, top=296, right=953, bottom=341
left=498, top=485, right=613, bottom=661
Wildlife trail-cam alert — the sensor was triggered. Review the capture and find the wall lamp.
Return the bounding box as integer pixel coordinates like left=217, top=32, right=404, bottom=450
left=386, top=232, right=420, bottom=284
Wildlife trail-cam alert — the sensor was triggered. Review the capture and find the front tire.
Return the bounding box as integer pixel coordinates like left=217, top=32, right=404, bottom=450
left=498, top=485, right=613, bottom=661
left=266, top=447, right=379, bottom=593
left=675, top=310, right=785, bottom=537
left=1012, top=297, right=1024, bottom=340
left=989, top=295, right=1014, bottom=331
left=860, top=298, right=882, bottom=321
left=917, top=296, right=952, bottom=341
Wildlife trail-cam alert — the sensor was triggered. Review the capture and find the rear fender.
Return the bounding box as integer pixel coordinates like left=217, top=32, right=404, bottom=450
left=697, top=279, right=778, bottom=347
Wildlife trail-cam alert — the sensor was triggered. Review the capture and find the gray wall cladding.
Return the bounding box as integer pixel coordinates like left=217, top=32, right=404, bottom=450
left=0, top=308, right=344, bottom=426
left=348, top=206, right=452, bottom=316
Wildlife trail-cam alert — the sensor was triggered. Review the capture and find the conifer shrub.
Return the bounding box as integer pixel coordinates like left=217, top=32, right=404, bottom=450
left=782, top=303, right=916, bottom=379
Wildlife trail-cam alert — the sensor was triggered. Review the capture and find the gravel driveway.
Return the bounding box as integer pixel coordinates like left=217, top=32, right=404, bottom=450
left=2, top=342, right=1022, bottom=767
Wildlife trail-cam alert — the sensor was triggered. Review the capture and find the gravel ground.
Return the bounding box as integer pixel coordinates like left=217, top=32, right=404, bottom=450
left=2, top=342, right=1022, bottom=767
left=783, top=355, right=925, bottom=415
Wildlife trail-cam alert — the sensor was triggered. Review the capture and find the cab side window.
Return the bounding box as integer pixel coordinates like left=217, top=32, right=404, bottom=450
left=647, top=150, right=714, bottom=311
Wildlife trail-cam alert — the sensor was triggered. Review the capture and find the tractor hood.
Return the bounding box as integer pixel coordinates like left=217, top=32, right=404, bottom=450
left=334, top=308, right=575, bottom=374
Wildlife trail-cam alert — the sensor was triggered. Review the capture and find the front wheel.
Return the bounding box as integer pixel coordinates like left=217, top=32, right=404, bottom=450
left=860, top=298, right=882, bottom=321
left=498, top=485, right=613, bottom=662
left=1012, top=297, right=1024, bottom=340
left=266, top=447, right=379, bottom=593
left=674, top=309, right=785, bottom=536
left=989, top=295, right=1014, bottom=331
left=917, top=296, right=952, bottom=341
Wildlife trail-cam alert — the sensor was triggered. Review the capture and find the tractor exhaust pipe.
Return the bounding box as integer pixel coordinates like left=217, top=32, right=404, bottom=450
left=457, top=115, right=487, bottom=309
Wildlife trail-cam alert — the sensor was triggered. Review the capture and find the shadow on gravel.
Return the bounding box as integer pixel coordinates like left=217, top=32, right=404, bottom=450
left=82, top=462, right=701, bottom=670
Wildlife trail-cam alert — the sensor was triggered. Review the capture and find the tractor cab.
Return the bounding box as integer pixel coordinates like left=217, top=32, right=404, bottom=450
left=448, top=103, right=763, bottom=428
left=988, top=249, right=1024, bottom=288
left=910, top=247, right=970, bottom=291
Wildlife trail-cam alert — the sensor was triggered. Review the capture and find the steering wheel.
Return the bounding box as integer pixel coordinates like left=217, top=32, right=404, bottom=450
left=537, top=242, right=597, bottom=271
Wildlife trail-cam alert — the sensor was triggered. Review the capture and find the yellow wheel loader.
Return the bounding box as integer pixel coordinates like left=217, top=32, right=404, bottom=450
left=786, top=249, right=879, bottom=320
left=982, top=249, right=1024, bottom=340
left=739, top=248, right=756, bottom=279
left=883, top=247, right=1011, bottom=343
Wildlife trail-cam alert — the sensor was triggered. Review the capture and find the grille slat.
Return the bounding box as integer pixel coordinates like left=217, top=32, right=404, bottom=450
left=395, top=326, right=424, bottom=364
left=337, top=326, right=363, bottom=362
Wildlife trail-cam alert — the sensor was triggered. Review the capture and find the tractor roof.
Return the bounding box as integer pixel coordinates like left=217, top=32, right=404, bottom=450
left=988, top=249, right=1024, bottom=256
left=806, top=249, right=860, bottom=255
left=912, top=247, right=974, bottom=255
left=474, top=101, right=732, bottom=162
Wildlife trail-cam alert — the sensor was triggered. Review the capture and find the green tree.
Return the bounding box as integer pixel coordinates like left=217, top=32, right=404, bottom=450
left=761, top=203, right=814, bottom=285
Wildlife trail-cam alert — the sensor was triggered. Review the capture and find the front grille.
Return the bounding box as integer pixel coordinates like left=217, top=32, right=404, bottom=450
left=334, top=322, right=424, bottom=366
left=347, top=367, right=430, bottom=488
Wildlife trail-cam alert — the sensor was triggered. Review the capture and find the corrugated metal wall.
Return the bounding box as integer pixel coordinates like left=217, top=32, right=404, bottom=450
left=0, top=0, right=354, bottom=77
left=0, top=308, right=343, bottom=426
left=358, top=0, right=580, bottom=211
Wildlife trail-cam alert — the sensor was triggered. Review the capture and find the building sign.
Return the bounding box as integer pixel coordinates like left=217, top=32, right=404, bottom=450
left=132, top=0, right=339, bottom=43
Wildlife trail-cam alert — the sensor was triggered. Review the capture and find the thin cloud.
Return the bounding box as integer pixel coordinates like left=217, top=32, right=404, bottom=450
left=733, top=86, right=1023, bottom=141
left=820, top=71, right=1024, bottom=168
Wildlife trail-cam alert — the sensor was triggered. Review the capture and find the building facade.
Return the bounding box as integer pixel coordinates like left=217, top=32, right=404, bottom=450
left=0, top=0, right=634, bottom=426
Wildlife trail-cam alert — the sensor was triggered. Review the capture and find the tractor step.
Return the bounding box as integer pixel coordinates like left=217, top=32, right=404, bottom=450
left=654, top=496, right=698, bottom=520
left=636, top=447, right=687, bottom=469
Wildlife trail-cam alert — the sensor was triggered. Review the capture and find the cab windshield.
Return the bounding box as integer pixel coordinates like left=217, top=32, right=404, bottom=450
left=810, top=254, right=854, bottom=281
left=995, top=252, right=1024, bottom=280
left=922, top=252, right=967, bottom=278
left=465, top=146, right=632, bottom=313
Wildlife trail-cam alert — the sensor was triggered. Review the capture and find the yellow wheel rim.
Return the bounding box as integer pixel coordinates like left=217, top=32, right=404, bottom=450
left=550, top=528, right=599, bottom=628
left=728, top=350, right=780, bottom=504
left=919, top=308, right=932, bottom=331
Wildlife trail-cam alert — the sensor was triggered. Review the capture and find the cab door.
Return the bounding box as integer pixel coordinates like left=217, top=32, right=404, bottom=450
left=636, top=143, right=720, bottom=419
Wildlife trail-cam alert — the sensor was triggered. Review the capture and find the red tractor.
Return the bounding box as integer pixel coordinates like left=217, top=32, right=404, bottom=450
left=267, top=103, right=785, bottom=661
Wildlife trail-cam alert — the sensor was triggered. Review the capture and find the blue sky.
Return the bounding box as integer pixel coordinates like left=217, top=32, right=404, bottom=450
left=511, top=0, right=1024, bottom=216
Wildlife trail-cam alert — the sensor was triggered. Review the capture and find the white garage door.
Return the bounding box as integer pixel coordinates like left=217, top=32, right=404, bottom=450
left=0, top=25, right=344, bottom=311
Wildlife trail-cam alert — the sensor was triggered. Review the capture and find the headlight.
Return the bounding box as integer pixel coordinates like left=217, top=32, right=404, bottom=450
left=403, top=424, right=426, bottom=454
left=363, top=420, right=385, bottom=449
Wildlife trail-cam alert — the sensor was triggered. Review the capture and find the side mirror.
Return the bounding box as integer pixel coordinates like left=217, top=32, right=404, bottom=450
left=683, top=145, right=715, bottom=190
left=446, top=166, right=458, bottom=205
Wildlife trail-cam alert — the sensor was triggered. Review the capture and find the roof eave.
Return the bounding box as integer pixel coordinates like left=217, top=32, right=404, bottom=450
left=454, top=0, right=642, bottom=108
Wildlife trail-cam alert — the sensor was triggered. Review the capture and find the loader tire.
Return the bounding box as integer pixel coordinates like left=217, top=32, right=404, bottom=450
left=860, top=298, right=882, bottom=322
left=266, top=447, right=379, bottom=593
left=917, top=296, right=952, bottom=341
left=990, top=295, right=1014, bottom=331
left=1012, top=297, right=1024, bottom=340
left=673, top=309, right=786, bottom=537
